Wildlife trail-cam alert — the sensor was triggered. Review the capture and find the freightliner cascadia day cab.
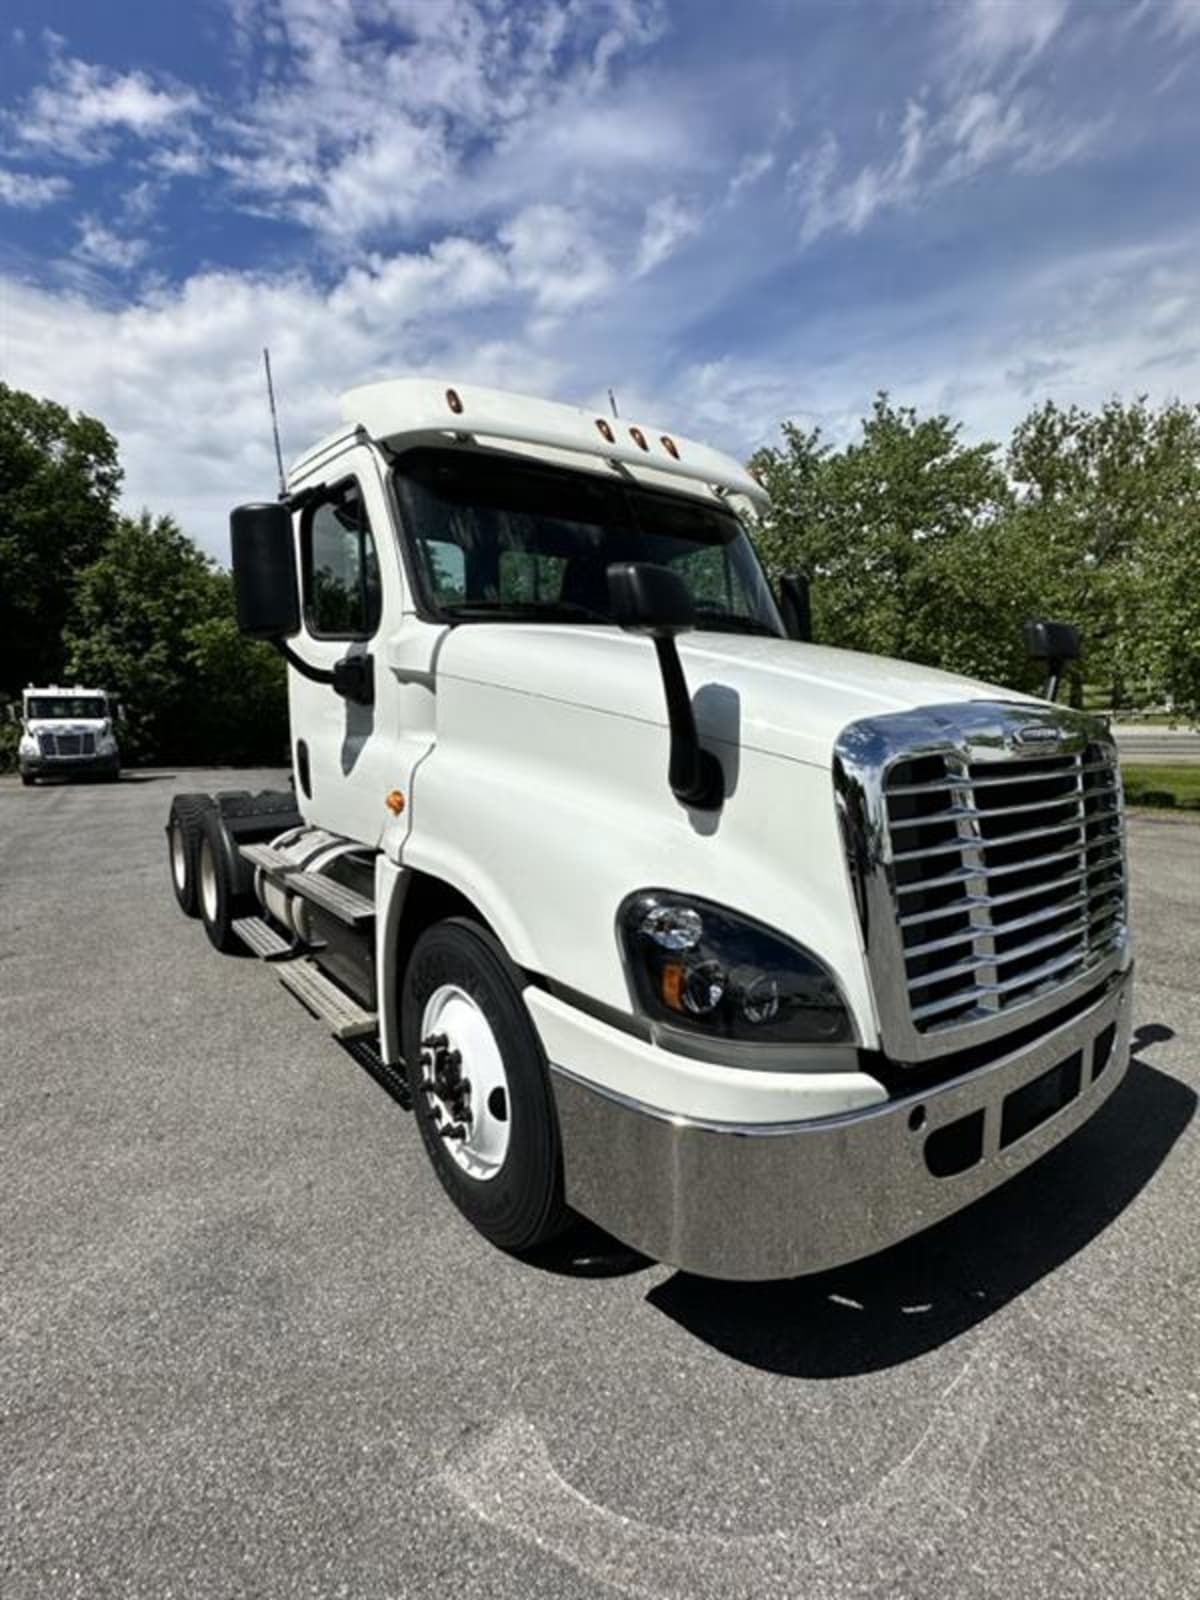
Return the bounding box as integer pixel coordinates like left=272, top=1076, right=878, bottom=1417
left=165, top=379, right=1132, bottom=1280
left=16, top=685, right=121, bottom=785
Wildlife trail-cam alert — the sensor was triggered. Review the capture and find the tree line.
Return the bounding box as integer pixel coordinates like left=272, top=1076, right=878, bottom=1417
left=2, top=380, right=1196, bottom=772
left=749, top=393, right=1199, bottom=717
left=0, top=383, right=286, bottom=770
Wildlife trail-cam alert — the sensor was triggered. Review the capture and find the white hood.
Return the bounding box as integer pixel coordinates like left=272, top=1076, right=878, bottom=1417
left=437, top=625, right=1039, bottom=768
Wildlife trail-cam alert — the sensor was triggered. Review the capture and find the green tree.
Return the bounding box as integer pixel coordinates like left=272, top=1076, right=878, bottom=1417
left=1007, top=397, right=1200, bottom=714
left=749, top=395, right=1018, bottom=679
left=63, top=511, right=287, bottom=764
left=0, top=383, right=121, bottom=692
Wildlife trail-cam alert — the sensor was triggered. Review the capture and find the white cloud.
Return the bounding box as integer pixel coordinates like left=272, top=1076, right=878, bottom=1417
left=726, top=148, right=774, bottom=201
left=0, top=167, right=70, bottom=208
left=74, top=218, right=149, bottom=272
left=499, top=205, right=615, bottom=315
left=945, top=0, right=1070, bottom=75
left=197, top=0, right=677, bottom=246
left=5, top=228, right=1199, bottom=567
left=635, top=195, right=700, bottom=276
left=791, top=81, right=1100, bottom=247
left=15, top=50, right=201, bottom=162
left=1137, top=0, right=1200, bottom=39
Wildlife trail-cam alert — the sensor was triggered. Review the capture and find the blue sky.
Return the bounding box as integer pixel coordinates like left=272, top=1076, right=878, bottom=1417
left=1, top=0, right=1198, bottom=558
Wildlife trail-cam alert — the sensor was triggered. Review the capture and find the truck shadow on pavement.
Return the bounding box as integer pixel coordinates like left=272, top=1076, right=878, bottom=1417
left=645, top=1029, right=1194, bottom=1377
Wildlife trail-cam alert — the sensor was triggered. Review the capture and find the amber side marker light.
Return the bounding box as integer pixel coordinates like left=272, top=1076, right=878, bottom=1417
left=661, top=962, right=685, bottom=1011
left=446, top=388, right=463, bottom=414
left=385, top=789, right=406, bottom=815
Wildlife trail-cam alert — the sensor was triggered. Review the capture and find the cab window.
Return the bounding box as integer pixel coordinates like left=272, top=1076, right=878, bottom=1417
left=301, top=480, right=382, bottom=638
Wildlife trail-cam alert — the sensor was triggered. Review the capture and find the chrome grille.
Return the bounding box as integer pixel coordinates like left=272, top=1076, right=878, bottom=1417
left=834, top=702, right=1130, bottom=1064
left=885, top=745, right=1125, bottom=1033
left=36, top=732, right=95, bottom=757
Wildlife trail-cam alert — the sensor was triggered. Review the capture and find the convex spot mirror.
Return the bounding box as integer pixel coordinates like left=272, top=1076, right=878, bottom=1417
left=231, top=501, right=300, bottom=640
left=1023, top=619, right=1080, bottom=665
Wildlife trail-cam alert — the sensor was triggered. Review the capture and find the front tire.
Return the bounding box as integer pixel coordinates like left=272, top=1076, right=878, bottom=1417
left=402, top=918, right=569, bottom=1254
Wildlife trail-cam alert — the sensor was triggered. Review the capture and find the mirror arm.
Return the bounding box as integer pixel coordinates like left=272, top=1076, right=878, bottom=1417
left=1044, top=665, right=1063, bottom=703
left=653, top=636, right=724, bottom=810
left=271, top=639, right=336, bottom=687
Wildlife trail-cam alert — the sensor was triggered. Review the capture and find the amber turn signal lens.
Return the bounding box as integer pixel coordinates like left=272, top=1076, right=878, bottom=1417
left=661, top=962, right=684, bottom=1010
left=385, top=789, right=406, bottom=815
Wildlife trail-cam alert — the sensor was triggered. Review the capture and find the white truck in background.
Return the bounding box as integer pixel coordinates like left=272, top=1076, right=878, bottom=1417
left=164, top=378, right=1132, bottom=1279
left=16, top=684, right=121, bottom=785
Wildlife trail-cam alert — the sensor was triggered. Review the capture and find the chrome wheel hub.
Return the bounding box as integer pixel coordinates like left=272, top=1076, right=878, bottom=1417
left=419, top=985, right=510, bottom=1181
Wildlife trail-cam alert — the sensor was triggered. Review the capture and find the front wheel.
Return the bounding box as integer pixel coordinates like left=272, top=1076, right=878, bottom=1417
left=402, top=918, right=569, bottom=1254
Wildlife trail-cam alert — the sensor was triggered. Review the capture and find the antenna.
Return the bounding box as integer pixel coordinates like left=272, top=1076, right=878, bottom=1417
left=263, top=346, right=286, bottom=497
left=608, top=387, right=619, bottom=419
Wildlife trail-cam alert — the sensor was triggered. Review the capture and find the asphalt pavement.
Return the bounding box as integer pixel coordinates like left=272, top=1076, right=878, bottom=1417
left=2, top=769, right=1197, bottom=1600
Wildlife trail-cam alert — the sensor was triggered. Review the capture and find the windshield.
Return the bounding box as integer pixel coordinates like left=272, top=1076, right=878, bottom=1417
left=393, top=448, right=783, bottom=636
left=26, top=697, right=107, bottom=720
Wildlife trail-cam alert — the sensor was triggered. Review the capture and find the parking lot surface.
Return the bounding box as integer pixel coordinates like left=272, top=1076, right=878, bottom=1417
left=2, top=770, right=1197, bottom=1600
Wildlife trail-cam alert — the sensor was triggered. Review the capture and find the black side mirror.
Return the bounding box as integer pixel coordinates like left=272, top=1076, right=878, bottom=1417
left=778, top=573, right=812, bottom=643
left=607, top=562, right=724, bottom=811
left=231, top=502, right=300, bottom=639
left=607, top=561, right=695, bottom=634
left=1023, top=618, right=1080, bottom=703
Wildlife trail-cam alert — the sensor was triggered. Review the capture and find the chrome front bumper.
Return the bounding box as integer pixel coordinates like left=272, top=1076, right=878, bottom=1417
left=21, top=752, right=119, bottom=777
left=549, top=968, right=1132, bottom=1281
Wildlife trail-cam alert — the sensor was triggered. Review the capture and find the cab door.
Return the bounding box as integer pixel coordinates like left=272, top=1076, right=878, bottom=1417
left=289, top=446, right=411, bottom=846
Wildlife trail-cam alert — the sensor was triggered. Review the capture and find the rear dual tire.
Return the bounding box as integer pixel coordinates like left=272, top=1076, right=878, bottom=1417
left=197, top=808, right=253, bottom=953
left=166, top=795, right=212, bottom=917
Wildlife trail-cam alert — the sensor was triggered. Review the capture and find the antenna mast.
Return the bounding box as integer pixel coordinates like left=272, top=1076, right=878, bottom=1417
left=608, top=387, right=619, bottom=419
left=263, top=347, right=286, bottom=497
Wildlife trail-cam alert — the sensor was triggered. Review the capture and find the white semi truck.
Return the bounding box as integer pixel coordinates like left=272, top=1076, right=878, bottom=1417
left=16, top=684, right=121, bottom=784
left=165, top=379, right=1132, bottom=1279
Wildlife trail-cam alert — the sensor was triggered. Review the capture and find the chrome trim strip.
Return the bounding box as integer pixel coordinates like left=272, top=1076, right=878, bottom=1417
left=834, top=700, right=1130, bottom=1063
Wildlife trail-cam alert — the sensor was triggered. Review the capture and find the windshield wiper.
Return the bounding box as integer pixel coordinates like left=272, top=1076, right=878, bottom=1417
left=440, top=600, right=611, bottom=624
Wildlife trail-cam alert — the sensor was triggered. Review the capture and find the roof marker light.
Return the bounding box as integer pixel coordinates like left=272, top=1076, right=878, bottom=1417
left=446, top=388, right=463, bottom=414
left=660, top=435, right=679, bottom=459
left=596, top=417, right=615, bottom=442
left=629, top=426, right=649, bottom=451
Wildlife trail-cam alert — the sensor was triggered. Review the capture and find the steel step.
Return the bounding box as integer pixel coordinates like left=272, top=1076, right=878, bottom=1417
left=239, top=842, right=295, bottom=874
left=231, top=915, right=296, bottom=961
left=278, top=959, right=378, bottom=1040
left=286, top=871, right=375, bottom=925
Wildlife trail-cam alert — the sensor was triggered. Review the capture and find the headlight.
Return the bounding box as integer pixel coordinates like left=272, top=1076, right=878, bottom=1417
left=617, top=890, right=852, bottom=1045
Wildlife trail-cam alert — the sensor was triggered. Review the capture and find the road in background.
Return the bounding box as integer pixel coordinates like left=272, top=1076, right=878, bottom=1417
left=1112, top=724, right=1200, bottom=763
left=2, top=771, right=1197, bottom=1600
